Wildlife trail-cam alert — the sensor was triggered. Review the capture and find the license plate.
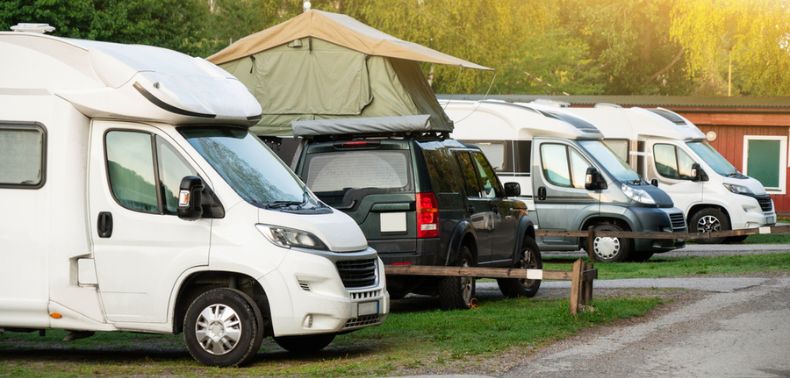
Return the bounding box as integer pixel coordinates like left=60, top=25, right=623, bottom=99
left=380, top=212, right=407, bottom=233
left=358, top=301, right=379, bottom=316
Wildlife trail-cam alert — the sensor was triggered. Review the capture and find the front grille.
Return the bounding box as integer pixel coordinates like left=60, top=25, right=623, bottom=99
left=344, top=314, right=383, bottom=329
left=350, top=289, right=382, bottom=300
left=669, top=212, right=686, bottom=231
left=336, top=259, right=377, bottom=288
left=756, top=195, right=773, bottom=212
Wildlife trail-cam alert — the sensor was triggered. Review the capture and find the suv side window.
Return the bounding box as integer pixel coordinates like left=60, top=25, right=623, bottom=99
left=455, top=151, right=481, bottom=197
left=654, top=143, right=695, bottom=180
left=422, top=146, right=464, bottom=193
left=540, top=143, right=591, bottom=189
left=472, top=151, right=503, bottom=198
left=106, top=130, right=197, bottom=214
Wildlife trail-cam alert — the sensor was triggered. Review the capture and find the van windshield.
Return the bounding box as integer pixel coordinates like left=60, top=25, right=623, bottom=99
left=179, top=127, right=324, bottom=211
left=578, top=140, right=641, bottom=183
left=687, top=141, right=738, bottom=176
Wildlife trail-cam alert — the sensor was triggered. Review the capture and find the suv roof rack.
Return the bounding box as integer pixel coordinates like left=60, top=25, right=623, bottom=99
left=292, top=114, right=452, bottom=139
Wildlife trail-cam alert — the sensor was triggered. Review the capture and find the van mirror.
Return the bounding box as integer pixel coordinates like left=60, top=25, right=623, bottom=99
left=650, top=178, right=659, bottom=187
left=690, top=163, right=709, bottom=182
left=584, top=167, right=608, bottom=191
left=504, top=182, right=521, bottom=197
left=177, top=176, right=204, bottom=220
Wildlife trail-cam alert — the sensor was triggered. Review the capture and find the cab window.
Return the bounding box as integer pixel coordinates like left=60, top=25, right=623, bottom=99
left=540, top=143, right=591, bottom=189
left=654, top=144, right=695, bottom=180
left=106, top=131, right=196, bottom=214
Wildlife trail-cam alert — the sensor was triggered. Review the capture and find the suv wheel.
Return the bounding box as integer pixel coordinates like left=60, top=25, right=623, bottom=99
left=437, top=246, right=475, bottom=310
left=588, top=223, right=633, bottom=262
left=497, top=236, right=542, bottom=298
left=690, top=208, right=730, bottom=244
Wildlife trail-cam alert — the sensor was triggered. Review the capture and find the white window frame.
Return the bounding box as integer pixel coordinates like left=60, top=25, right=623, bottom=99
left=742, top=135, right=787, bottom=195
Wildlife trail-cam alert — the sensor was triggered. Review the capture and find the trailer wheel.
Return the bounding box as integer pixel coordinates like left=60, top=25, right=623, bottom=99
left=689, top=208, right=729, bottom=244
left=587, top=223, right=633, bottom=262
left=437, top=246, right=476, bottom=310
left=497, top=236, right=542, bottom=298
left=274, top=333, right=335, bottom=354
left=183, top=288, right=264, bottom=367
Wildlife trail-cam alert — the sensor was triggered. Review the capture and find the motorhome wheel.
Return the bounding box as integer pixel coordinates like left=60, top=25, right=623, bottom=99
left=497, top=236, right=542, bottom=297
left=689, top=208, right=729, bottom=244
left=184, top=288, right=264, bottom=366
left=589, top=223, right=633, bottom=262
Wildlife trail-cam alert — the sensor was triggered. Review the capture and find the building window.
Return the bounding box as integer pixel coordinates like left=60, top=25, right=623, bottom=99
left=742, top=135, right=787, bottom=194
left=0, top=124, right=46, bottom=188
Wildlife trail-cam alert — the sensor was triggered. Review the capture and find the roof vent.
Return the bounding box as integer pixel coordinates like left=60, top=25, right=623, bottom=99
left=594, top=103, right=622, bottom=108
left=11, top=23, right=55, bottom=34
left=531, top=99, right=570, bottom=108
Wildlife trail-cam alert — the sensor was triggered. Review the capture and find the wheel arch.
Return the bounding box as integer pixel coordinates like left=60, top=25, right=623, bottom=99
left=172, top=270, right=271, bottom=335
left=445, top=220, right=478, bottom=266
left=511, top=216, right=537, bottom=266
left=687, top=203, right=730, bottom=228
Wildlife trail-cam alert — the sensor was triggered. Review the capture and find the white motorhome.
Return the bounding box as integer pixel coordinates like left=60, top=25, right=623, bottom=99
left=442, top=100, right=686, bottom=262
left=0, top=30, right=388, bottom=366
left=536, top=104, right=777, bottom=243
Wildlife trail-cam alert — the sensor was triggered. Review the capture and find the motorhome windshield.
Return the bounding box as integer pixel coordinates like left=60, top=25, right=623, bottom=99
left=686, top=141, right=738, bottom=176
left=180, top=127, right=324, bottom=211
left=578, top=140, right=641, bottom=183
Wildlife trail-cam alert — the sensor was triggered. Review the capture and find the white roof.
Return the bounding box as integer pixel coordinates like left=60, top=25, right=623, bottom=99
left=525, top=102, right=705, bottom=141
left=440, top=99, right=603, bottom=140
left=0, top=32, right=261, bottom=125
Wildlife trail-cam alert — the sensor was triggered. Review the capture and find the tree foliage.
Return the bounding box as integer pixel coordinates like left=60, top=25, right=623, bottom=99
left=1, top=0, right=789, bottom=96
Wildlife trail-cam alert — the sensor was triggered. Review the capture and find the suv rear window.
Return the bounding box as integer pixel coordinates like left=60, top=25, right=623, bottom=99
left=304, top=150, right=412, bottom=192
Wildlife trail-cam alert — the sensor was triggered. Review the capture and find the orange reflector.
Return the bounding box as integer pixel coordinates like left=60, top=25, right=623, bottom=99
left=391, top=261, right=413, bottom=266
left=50, top=312, right=62, bottom=319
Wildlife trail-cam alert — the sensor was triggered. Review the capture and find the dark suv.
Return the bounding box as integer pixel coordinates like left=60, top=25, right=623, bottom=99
left=294, top=133, right=542, bottom=309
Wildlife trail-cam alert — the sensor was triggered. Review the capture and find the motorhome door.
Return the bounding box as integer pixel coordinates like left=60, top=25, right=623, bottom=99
left=88, top=121, right=211, bottom=324
left=532, top=139, right=600, bottom=249
left=643, top=139, right=703, bottom=213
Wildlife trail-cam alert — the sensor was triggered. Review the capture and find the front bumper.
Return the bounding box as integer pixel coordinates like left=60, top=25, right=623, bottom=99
left=631, top=207, right=687, bottom=253
left=260, top=247, right=390, bottom=337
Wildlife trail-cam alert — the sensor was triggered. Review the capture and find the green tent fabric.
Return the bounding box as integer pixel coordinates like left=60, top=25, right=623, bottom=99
left=210, top=10, right=488, bottom=136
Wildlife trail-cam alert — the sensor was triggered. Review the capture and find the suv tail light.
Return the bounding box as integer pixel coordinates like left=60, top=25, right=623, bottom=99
left=416, top=192, right=439, bottom=238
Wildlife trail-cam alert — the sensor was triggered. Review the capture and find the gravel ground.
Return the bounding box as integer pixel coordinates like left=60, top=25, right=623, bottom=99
left=502, top=276, right=790, bottom=377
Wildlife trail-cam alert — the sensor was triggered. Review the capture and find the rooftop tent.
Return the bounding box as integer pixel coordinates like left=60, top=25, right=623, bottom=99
left=207, top=9, right=489, bottom=136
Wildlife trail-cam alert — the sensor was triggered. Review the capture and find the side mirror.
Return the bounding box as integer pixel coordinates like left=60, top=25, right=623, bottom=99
left=584, top=167, right=608, bottom=191
left=690, top=163, right=709, bottom=182
left=650, top=178, right=659, bottom=187
left=178, top=176, right=204, bottom=220
left=504, top=182, right=521, bottom=197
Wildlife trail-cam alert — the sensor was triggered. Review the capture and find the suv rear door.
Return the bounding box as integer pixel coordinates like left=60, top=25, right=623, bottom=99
left=298, top=140, right=417, bottom=256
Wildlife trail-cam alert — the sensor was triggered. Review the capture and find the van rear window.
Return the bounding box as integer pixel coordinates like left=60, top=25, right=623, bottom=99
left=304, top=150, right=411, bottom=193
left=0, top=124, right=45, bottom=188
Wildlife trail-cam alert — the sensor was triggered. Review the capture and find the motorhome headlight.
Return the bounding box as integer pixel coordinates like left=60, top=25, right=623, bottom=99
left=256, top=224, right=328, bottom=250
left=723, top=183, right=753, bottom=195
left=621, top=184, right=656, bottom=205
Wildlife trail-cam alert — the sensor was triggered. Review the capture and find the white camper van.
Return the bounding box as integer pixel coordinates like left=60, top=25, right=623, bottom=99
left=538, top=104, right=777, bottom=243
left=0, top=31, right=388, bottom=366
left=442, top=100, right=686, bottom=262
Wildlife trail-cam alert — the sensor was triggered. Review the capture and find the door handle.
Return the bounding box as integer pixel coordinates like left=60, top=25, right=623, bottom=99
left=97, top=212, right=113, bottom=238
left=466, top=205, right=475, bottom=214
left=537, top=186, right=547, bottom=201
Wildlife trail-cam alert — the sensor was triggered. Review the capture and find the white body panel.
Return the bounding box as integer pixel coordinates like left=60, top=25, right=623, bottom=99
left=0, top=33, right=387, bottom=337
left=541, top=105, right=776, bottom=230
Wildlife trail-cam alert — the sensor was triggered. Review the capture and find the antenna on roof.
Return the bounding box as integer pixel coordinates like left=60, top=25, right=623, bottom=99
left=303, top=0, right=311, bottom=12
left=10, top=23, right=55, bottom=34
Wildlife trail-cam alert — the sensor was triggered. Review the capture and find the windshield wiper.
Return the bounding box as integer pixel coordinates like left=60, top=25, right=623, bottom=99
left=265, top=200, right=304, bottom=209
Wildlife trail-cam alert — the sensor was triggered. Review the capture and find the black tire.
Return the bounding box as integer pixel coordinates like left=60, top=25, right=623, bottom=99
left=586, top=223, right=633, bottom=262
left=437, top=246, right=476, bottom=310
left=689, top=208, right=730, bottom=244
left=497, top=236, right=542, bottom=298
left=629, top=251, right=654, bottom=262
left=274, top=333, right=335, bottom=355
left=183, top=288, right=265, bottom=367
left=726, top=235, right=749, bottom=243
left=388, top=290, right=407, bottom=300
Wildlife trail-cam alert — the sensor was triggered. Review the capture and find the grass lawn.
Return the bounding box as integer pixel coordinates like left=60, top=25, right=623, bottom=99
left=743, top=233, right=790, bottom=244
left=544, top=253, right=790, bottom=280
left=0, top=296, right=660, bottom=376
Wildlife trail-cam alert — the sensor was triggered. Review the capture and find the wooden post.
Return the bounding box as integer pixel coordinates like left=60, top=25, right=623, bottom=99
left=586, top=226, right=595, bottom=262
left=569, top=258, right=583, bottom=315
left=581, top=262, right=594, bottom=306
